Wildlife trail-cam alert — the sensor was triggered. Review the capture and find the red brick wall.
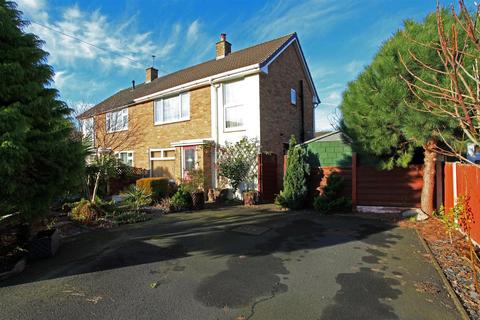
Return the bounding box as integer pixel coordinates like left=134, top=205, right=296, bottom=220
left=259, top=43, right=315, bottom=190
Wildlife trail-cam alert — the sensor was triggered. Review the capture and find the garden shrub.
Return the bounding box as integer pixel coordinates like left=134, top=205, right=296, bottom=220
left=70, top=199, right=104, bottom=223
left=122, top=185, right=152, bottom=210
left=313, top=172, right=352, bottom=214
left=136, top=177, right=170, bottom=201
left=170, top=185, right=193, bottom=212
left=276, top=136, right=309, bottom=209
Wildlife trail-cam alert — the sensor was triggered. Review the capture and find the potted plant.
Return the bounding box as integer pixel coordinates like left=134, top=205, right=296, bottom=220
left=28, top=219, right=61, bottom=259
left=243, top=190, right=259, bottom=206
left=185, top=169, right=206, bottom=210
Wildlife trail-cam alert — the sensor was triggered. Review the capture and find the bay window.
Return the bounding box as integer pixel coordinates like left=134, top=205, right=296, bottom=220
left=154, top=92, right=190, bottom=125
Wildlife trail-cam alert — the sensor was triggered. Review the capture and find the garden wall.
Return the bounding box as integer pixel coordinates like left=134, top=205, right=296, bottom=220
left=443, top=162, right=480, bottom=244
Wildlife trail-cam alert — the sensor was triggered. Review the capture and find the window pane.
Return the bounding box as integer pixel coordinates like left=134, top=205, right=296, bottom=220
left=154, top=100, right=163, bottom=123
left=181, top=93, right=190, bottom=119
left=224, top=81, right=243, bottom=106
left=225, top=105, right=244, bottom=128
left=163, top=96, right=180, bottom=122
left=184, top=148, right=195, bottom=171
left=122, top=110, right=128, bottom=129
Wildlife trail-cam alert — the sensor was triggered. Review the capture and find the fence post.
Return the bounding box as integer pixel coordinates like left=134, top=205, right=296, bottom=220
left=257, top=154, right=262, bottom=194
left=351, top=152, right=357, bottom=210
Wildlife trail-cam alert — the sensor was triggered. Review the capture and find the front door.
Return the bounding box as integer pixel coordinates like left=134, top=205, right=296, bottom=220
left=183, top=146, right=196, bottom=180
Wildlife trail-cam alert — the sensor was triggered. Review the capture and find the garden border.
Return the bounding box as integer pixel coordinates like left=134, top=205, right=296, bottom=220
left=415, top=229, right=470, bottom=320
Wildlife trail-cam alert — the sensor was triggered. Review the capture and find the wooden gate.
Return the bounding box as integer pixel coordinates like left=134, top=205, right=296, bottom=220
left=258, top=153, right=278, bottom=202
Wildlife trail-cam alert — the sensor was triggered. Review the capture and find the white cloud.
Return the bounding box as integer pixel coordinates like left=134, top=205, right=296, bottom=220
left=16, top=3, right=206, bottom=73
left=186, top=20, right=200, bottom=44
left=240, top=0, right=360, bottom=42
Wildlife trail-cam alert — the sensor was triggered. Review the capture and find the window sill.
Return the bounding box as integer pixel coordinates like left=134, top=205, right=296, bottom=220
left=223, top=126, right=246, bottom=133
left=154, top=118, right=190, bottom=126
left=107, top=128, right=128, bottom=133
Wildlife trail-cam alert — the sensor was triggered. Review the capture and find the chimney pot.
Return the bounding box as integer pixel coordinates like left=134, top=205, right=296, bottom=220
left=216, top=33, right=231, bottom=59
left=145, top=67, right=158, bottom=83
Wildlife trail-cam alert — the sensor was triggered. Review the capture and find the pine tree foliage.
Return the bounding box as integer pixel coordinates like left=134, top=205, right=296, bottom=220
left=0, top=1, right=85, bottom=219
left=276, top=136, right=309, bottom=209
left=340, top=11, right=460, bottom=169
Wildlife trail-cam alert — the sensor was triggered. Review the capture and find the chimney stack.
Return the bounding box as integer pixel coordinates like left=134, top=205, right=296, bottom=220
left=216, top=33, right=231, bottom=59
left=145, top=67, right=158, bottom=83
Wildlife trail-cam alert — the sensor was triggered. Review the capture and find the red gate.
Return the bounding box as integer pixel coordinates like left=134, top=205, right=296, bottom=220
left=258, top=153, right=278, bottom=202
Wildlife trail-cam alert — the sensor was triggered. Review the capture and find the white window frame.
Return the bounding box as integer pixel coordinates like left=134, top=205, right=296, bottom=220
left=223, top=80, right=245, bottom=132
left=290, top=88, right=297, bottom=105
left=116, top=150, right=134, bottom=167
left=106, top=108, right=128, bottom=133
left=154, top=92, right=190, bottom=125
left=149, top=148, right=176, bottom=160
left=82, top=117, right=94, bottom=142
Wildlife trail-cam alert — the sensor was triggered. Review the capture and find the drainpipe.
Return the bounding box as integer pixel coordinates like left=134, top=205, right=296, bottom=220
left=299, top=80, right=305, bottom=142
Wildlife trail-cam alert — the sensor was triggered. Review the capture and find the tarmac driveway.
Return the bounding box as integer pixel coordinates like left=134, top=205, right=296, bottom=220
left=0, top=205, right=462, bottom=320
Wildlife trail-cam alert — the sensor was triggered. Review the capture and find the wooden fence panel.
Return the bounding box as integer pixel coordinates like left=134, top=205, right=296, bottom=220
left=455, top=164, right=480, bottom=244
left=356, top=165, right=423, bottom=207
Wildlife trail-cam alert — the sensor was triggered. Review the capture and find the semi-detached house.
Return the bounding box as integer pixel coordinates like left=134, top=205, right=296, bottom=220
left=79, top=32, right=320, bottom=196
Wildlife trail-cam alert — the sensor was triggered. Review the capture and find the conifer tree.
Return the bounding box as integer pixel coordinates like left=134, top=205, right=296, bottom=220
left=340, top=11, right=460, bottom=214
left=276, top=136, right=309, bottom=209
left=0, top=1, right=85, bottom=219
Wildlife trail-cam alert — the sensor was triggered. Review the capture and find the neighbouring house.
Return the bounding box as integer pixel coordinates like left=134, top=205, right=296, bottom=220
left=78, top=33, right=319, bottom=197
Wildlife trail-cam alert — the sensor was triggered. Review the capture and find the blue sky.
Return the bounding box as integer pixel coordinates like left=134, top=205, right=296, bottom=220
left=16, top=0, right=456, bottom=130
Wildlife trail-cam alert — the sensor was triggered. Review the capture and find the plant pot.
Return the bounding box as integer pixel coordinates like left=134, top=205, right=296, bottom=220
left=192, top=190, right=205, bottom=210
left=207, top=189, right=215, bottom=202
left=243, top=191, right=259, bottom=206
left=28, top=228, right=60, bottom=259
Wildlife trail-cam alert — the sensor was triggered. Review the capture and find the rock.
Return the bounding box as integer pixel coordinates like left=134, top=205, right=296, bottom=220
left=401, top=208, right=422, bottom=218
left=416, top=210, right=429, bottom=221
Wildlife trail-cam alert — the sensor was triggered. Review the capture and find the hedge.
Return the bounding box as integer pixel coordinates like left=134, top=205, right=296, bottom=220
left=136, top=177, right=170, bottom=201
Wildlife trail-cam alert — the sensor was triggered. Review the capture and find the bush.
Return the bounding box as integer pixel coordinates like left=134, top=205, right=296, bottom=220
left=276, top=136, right=309, bottom=209
left=122, top=185, right=152, bottom=211
left=136, top=178, right=170, bottom=201
left=70, top=199, right=104, bottom=224
left=313, top=172, right=351, bottom=214
left=170, top=185, right=193, bottom=212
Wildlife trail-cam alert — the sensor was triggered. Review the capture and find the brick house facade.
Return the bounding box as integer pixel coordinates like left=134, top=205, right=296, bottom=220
left=79, top=33, right=319, bottom=195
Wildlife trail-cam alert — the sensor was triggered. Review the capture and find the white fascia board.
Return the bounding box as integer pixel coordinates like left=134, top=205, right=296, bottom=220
left=170, top=138, right=214, bottom=147
left=134, top=64, right=261, bottom=103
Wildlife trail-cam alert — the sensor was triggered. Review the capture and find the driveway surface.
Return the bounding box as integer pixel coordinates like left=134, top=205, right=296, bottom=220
left=1, top=205, right=462, bottom=319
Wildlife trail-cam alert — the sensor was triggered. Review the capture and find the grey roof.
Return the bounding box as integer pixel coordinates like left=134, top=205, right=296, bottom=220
left=79, top=33, right=298, bottom=119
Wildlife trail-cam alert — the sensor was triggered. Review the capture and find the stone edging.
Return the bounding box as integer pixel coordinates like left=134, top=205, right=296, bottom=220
left=414, top=229, right=470, bottom=320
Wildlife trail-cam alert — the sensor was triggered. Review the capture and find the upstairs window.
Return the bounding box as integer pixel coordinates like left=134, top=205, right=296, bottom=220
left=290, top=88, right=297, bottom=105
left=154, top=92, right=190, bottom=125
left=106, top=108, right=128, bottom=132
left=82, top=117, right=94, bottom=142
left=223, top=80, right=244, bottom=130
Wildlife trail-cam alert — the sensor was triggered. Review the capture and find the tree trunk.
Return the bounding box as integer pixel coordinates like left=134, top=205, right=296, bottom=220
left=421, top=141, right=437, bottom=215
left=91, top=171, right=101, bottom=203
